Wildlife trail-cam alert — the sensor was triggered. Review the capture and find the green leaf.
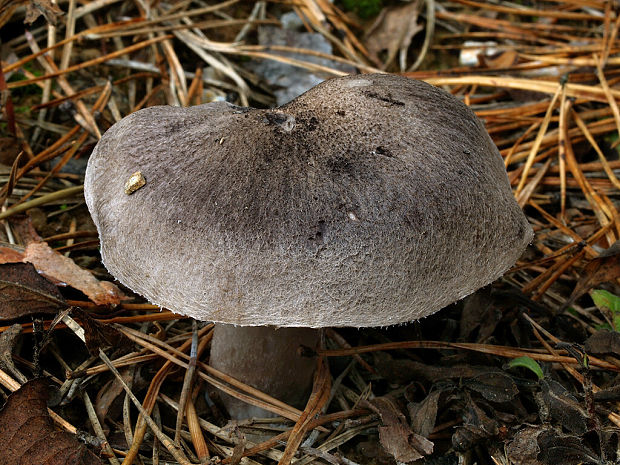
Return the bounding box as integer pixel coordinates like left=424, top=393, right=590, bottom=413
left=594, top=322, right=613, bottom=331
left=590, top=289, right=620, bottom=312
left=507, top=356, right=544, bottom=380
left=590, top=289, right=620, bottom=331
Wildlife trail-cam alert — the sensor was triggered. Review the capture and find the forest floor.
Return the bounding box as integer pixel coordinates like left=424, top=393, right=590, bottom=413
left=1, top=1, right=620, bottom=464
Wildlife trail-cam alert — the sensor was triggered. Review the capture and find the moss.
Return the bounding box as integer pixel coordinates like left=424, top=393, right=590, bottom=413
left=340, top=0, right=383, bottom=19
left=7, top=71, right=43, bottom=98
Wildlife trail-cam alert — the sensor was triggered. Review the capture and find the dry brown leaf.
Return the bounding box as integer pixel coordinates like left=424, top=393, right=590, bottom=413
left=365, top=0, right=423, bottom=70
left=507, top=426, right=603, bottom=465
left=24, top=0, right=63, bottom=25
left=584, top=329, right=620, bottom=356
left=23, top=242, right=124, bottom=305
left=0, top=378, right=102, bottom=465
left=536, top=429, right=601, bottom=465
left=0, top=324, right=27, bottom=383
left=452, top=395, right=499, bottom=452
left=408, top=390, right=440, bottom=438
left=5, top=217, right=122, bottom=304
left=506, top=426, right=544, bottom=465
left=368, top=396, right=433, bottom=463
left=540, top=379, right=589, bottom=435
left=0, top=243, right=27, bottom=264
left=10, top=215, right=43, bottom=244
left=1, top=238, right=123, bottom=305
left=563, top=241, right=620, bottom=310
left=0, top=262, right=65, bottom=320
left=72, top=308, right=130, bottom=355
left=94, top=367, right=134, bottom=426
left=463, top=371, right=519, bottom=403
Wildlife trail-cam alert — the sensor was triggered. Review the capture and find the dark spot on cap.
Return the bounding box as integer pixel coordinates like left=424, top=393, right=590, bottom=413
left=374, top=146, right=393, bottom=157
left=326, top=155, right=356, bottom=177
left=307, top=220, right=326, bottom=246
left=264, top=112, right=290, bottom=126
left=307, top=116, right=319, bottom=131
left=364, top=90, right=405, bottom=107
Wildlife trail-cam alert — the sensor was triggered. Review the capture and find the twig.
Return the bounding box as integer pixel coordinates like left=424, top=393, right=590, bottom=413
left=0, top=185, right=84, bottom=220
left=98, top=349, right=195, bottom=465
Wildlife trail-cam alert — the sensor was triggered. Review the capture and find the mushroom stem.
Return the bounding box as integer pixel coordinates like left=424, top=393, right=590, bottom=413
left=209, top=324, right=319, bottom=419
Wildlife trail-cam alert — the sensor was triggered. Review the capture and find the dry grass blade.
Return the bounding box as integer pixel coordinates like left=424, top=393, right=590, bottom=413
left=174, top=321, right=203, bottom=445
left=450, top=0, right=612, bottom=21
left=0, top=124, right=81, bottom=199
left=515, top=84, right=562, bottom=194
left=278, top=356, right=331, bottom=465
left=518, top=54, right=620, bottom=67
left=121, top=324, right=211, bottom=465
left=517, top=158, right=552, bottom=208
left=7, top=35, right=173, bottom=90
left=117, top=326, right=305, bottom=421
left=557, top=87, right=569, bottom=221
left=317, top=341, right=619, bottom=372
left=0, top=151, right=23, bottom=206
left=98, top=350, right=195, bottom=465
left=230, top=49, right=352, bottom=76
left=0, top=185, right=84, bottom=220
left=423, top=76, right=620, bottom=102
left=83, top=392, right=120, bottom=465
left=573, top=110, right=620, bottom=191
left=185, top=385, right=209, bottom=460
left=595, top=54, right=620, bottom=139
left=160, top=393, right=287, bottom=464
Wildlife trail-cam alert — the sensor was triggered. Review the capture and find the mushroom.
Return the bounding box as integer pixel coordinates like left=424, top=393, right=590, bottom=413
left=84, top=74, right=532, bottom=419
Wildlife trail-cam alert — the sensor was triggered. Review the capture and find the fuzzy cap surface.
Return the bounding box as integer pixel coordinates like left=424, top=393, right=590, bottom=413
left=85, top=74, right=532, bottom=327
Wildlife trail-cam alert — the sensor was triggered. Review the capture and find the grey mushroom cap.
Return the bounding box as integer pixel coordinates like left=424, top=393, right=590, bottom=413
left=84, top=73, right=532, bottom=328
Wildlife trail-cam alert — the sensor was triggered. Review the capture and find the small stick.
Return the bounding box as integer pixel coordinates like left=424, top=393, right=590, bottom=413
left=515, top=84, right=562, bottom=194
left=83, top=391, right=121, bottom=465
left=317, top=340, right=619, bottom=371
left=7, top=35, right=173, bottom=91
left=0, top=185, right=84, bottom=221
left=98, top=349, right=195, bottom=465
left=557, top=86, right=568, bottom=222
left=174, top=321, right=199, bottom=444
left=185, top=384, right=209, bottom=460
